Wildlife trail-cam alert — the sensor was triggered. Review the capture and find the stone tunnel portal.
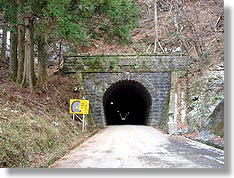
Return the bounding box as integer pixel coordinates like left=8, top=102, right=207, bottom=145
left=103, top=80, right=152, bottom=125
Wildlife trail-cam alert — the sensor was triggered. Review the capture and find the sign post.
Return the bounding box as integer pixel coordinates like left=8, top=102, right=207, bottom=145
left=70, top=99, right=89, bottom=132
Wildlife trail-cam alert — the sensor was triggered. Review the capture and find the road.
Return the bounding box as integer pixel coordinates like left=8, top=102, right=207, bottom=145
left=50, top=125, right=224, bottom=168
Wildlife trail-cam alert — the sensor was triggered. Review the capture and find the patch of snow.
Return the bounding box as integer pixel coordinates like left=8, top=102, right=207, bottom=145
left=52, top=121, right=59, bottom=127
left=180, top=136, right=224, bottom=155
left=172, top=47, right=181, bottom=52
left=181, top=91, right=186, bottom=123
left=203, top=155, right=224, bottom=164
left=174, top=93, right=178, bottom=123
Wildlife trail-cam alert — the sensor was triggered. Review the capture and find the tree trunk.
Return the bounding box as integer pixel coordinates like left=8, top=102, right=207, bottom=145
left=16, top=3, right=25, bottom=84
left=30, top=18, right=36, bottom=82
left=21, top=17, right=36, bottom=90
left=38, top=34, right=47, bottom=84
left=154, top=0, right=158, bottom=53
left=10, top=28, right=18, bottom=81
left=58, top=40, right=62, bottom=70
left=1, top=17, right=7, bottom=63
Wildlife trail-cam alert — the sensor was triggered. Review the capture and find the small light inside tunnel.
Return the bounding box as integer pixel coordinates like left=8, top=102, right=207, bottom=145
left=110, top=102, right=114, bottom=105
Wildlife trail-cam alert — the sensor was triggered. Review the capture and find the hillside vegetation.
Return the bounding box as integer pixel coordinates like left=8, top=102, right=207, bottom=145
left=0, top=0, right=224, bottom=167
left=0, top=69, right=96, bottom=167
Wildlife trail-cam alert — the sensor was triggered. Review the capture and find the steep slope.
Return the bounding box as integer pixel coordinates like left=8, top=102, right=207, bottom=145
left=0, top=68, right=96, bottom=167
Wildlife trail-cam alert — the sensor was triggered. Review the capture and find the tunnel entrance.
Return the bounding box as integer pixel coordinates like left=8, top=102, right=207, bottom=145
left=103, top=80, right=152, bottom=125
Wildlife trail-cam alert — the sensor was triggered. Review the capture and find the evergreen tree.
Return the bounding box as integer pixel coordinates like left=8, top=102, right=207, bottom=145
left=0, top=13, right=7, bottom=63
left=0, top=0, right=140, bottom=89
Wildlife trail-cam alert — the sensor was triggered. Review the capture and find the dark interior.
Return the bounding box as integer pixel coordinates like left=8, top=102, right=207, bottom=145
left=103, top=80, right=152, bottom=125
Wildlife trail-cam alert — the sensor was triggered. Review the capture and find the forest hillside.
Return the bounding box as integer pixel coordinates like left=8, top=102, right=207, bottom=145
left=0, top=0, right=224, bottom=167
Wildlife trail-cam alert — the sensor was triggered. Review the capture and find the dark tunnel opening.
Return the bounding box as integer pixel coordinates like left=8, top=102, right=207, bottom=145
left=103, top=80, right=152, bottom=125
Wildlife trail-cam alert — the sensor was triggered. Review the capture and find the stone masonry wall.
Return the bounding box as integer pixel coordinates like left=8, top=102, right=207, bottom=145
left=63, top=54, right=191, bottom=131
left=82, top=72, right=171, bottom=128
left=62, top=55, right=190, bottom=73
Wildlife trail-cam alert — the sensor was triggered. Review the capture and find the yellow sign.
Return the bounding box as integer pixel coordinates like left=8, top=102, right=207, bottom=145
left=70, top=99, right=89, bottom=114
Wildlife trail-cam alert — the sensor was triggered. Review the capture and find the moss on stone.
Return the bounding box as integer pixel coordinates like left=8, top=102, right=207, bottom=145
left=159, top=92, right=170, bottom=132
left=63, top=55, right=190, bottom=73
left=214, top=121, right=224, bottom=137
left=209, top=99, right=224, bottom=137
left=77, top=72, right=85, bottom=97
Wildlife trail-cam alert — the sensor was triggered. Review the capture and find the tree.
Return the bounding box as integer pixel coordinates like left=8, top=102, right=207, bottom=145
left=1, top=0, right=140, bottom=89
left=10, top=27, right=18, bottom=81
left=34, top=0, right=140, bottom=85
left=21, top=17, right=36, bottom=90
left=38, top=34, right=47, bottom=84
left=9, top=0, right=18, bottom=81
left=5, top=0, right=18, bottom=81
left=96, top=0, right=140, bottom=44
left=1, top=13, right=7, bottom=63
left=1, top=0, right=19, bottom=80
left=154, top=0, right=158, bottom=53
left=16, top=1, right=25, bottom=84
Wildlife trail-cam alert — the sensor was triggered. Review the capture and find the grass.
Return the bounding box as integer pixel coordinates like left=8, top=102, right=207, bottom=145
left=0, top=72, right=96, bottom=168
left=0, top=105, right=83, bottom=168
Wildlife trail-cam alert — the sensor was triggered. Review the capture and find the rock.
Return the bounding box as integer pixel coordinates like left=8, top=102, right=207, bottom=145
left=167, top=116, right=177, bottom=135
left=191, top=96, right=199, bottom=101
left=197, top=130, right=215, bottom=141
left=187, top=70, right=224, bottom=139
left=177, top=128, right=188, bottom=134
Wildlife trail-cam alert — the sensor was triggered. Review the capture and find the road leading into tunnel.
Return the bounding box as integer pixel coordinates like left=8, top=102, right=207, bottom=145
left=50, top=125, right=224, bottom=168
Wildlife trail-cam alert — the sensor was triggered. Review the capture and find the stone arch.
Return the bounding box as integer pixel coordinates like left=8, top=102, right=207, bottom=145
left=103, top=80, right=152, bottom=125
left=83, top=72, right=171, bottom=127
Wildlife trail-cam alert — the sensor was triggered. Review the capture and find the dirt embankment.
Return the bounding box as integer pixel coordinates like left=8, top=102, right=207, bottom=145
left=0, top=66, right=96, bottom=168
